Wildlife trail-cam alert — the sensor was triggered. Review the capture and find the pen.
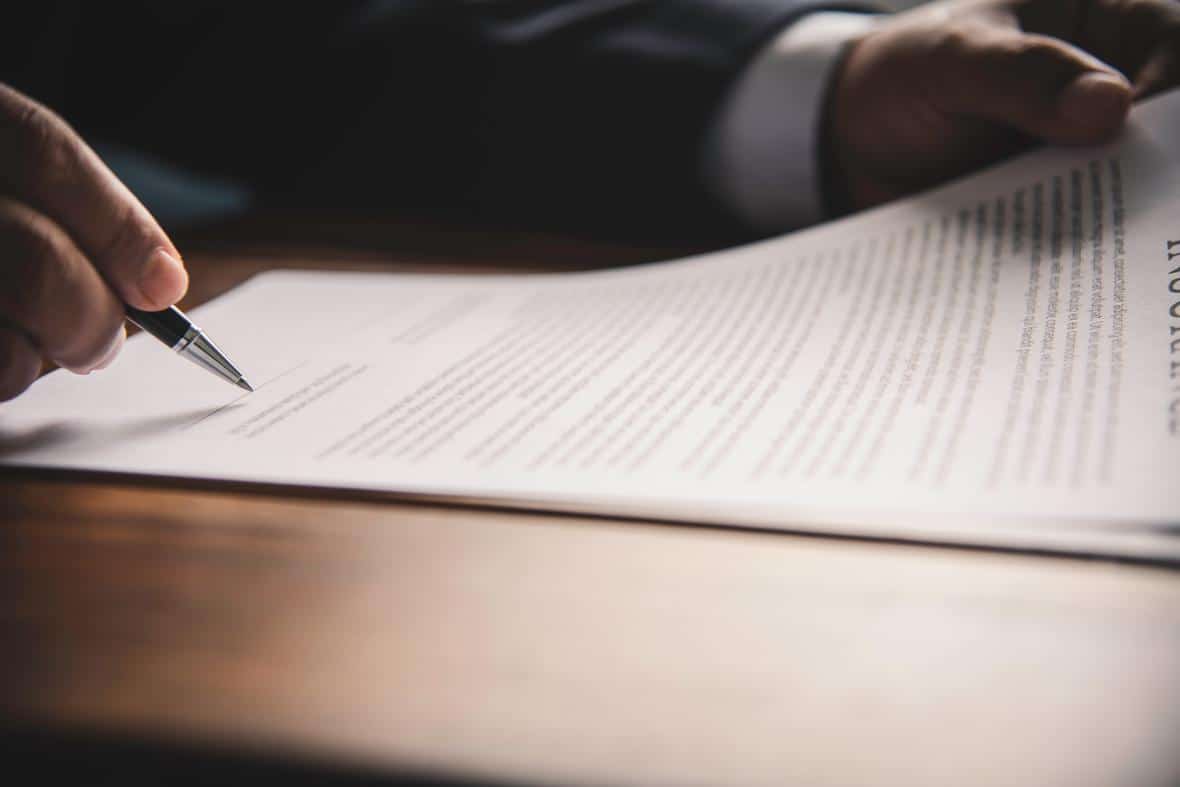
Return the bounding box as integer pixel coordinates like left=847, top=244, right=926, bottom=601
left=125, top=305, right=254, bottom=392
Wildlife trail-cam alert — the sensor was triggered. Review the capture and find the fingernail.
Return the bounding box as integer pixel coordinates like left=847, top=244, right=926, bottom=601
left=91, top=325, right=126, bottom=372
left=138, top=248, right=188, bottom=309
left=1059, top=72, right=1132, bottom=130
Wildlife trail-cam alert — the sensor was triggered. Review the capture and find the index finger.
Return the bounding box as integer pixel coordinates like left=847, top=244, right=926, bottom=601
left=0, top=84, right=187, bottom=310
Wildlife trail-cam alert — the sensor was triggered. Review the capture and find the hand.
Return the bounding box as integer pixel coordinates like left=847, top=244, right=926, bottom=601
left=0, top=83, right=188, bottom=401
left=827, top=0, right=1180, bottom=211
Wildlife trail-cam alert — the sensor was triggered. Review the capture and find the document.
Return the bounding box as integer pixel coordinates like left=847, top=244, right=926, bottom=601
left=4, top=93, right=1180, bottom=561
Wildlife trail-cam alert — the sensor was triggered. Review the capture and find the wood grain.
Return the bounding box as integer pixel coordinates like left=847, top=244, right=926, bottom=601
left=2, top=224, right=1178, bottom=786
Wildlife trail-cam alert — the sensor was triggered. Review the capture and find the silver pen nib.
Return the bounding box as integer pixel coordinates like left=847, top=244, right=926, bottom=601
left=175, top=329, right=252, bottom=392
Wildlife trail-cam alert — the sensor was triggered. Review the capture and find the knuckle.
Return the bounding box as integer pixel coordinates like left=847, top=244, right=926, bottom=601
left=0, top=206, right=67, bottom=321
left=0, top=204, right=118, bottom=370
left=1001, top=36, right=1077, bottom=82
left=926, top=19, right=1007, bottom=63
left=59, top=318, right=121, bottom=373
left=14, top=99, right=80, bottom=191
left=93, top=200, right=146, bottom=264
left=0, top=200, right=122, bottom=370
left=931, top=24, right=975, bottom=59
left=1012, top=37, right=1060, bottom=63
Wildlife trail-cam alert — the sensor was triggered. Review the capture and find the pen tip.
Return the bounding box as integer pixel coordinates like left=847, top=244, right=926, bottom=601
left=236, top=377, right=255, bottom=393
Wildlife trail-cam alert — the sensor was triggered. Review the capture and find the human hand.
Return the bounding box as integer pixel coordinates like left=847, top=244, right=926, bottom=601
left=827, top=0, right=1180, bottom=211
left=0, top=83, right=188, bottom=401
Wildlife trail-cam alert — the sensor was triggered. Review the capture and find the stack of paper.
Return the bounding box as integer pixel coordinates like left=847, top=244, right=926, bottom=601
left=4, top=93, right=1180, bottom=562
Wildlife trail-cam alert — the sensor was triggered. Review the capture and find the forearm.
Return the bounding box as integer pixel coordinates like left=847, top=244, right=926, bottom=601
left=4, top=2, right=873, bottom=236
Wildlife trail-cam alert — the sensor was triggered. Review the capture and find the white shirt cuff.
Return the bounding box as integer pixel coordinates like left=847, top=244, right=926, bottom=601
left=704, top=11, right=877, bottom=234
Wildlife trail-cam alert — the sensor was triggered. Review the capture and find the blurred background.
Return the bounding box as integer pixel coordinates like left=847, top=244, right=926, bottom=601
left=85, top=0, right=932, bottom=236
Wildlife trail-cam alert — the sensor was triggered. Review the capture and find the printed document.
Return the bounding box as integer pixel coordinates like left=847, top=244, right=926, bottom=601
left=4, top=93, right=1180, bottom=561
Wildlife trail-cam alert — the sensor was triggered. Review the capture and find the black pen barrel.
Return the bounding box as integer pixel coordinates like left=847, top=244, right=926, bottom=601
left=125, top=305, right=192, bottom=348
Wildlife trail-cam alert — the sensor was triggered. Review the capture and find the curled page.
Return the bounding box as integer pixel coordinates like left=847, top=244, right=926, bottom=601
left=4, top=92, right=1180, bottom=562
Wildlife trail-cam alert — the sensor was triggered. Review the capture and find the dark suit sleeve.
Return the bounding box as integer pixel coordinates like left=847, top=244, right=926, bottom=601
left=2, top=1, right=858, bottom=236
left=457, top=1, right=852, bottom=234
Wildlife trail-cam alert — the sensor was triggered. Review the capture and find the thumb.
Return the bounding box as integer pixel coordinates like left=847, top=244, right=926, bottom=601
left=0, top=85, right=188, bottom=312
left=933, top=29, right=1133, bottom=145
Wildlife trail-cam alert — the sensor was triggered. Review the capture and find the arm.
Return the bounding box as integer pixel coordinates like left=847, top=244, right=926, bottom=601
left=3, top=2, right=860, bottom=235
left=3, top=0, right=1179, bottom=402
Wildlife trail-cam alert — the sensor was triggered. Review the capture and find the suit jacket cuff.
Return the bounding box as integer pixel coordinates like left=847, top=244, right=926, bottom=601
left=704, top=11, right=877, bottom=234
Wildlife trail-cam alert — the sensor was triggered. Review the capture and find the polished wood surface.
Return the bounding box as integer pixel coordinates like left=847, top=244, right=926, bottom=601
left=2, top=221, right=1179, bottom=786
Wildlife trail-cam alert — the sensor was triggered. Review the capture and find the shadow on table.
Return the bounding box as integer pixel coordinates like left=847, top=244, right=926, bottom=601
left=0, top=407, right=236, bottom=459
left=2, top=725, right=532, bottom=787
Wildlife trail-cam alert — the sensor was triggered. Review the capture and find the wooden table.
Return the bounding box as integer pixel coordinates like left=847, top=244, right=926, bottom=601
left=2, top=219, right=1179, bottom=786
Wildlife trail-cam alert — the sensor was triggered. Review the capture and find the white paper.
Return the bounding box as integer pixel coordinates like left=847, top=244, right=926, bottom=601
left=5, top=93, right=1180, bottom=561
